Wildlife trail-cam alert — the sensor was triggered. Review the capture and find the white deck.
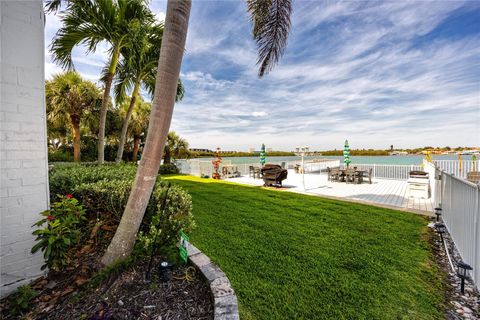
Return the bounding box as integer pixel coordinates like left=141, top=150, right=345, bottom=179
left=226, top=170, right=434, bottom=213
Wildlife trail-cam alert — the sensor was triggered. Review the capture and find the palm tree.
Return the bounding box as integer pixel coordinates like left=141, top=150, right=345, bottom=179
left=102, top=0, right=292, bottom=265
left=46, top=71, right=100, bottom=162
left=163, top=132, right=190, bottom=164
left=113, top=23, right=185, bottom=164
left=125, top=98, right=151, bottom=162
left=50, top=0, right=154, bottom=164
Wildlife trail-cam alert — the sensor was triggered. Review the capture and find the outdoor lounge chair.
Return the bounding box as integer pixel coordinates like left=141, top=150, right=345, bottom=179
left=261, top=164, right=288, bottom=187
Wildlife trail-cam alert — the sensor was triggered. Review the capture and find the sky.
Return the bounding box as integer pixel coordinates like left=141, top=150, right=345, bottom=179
left=45, top=1, right=480, bottom=151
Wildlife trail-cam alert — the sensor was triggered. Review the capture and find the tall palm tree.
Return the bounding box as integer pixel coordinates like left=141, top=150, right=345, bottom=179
left=46, top=71, right=100, bottom=162
left=113, top=23, right=185, bottom=164
left=50, top=0, right=154, bottom=163
left=102, top=0, right=292, bottom=265
left=163, top=131, right=190, bottom=164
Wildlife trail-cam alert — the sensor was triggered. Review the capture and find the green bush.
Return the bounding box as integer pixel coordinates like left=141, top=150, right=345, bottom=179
left=74, top=179, right=133, bottom=222
left=48, top=150, right=73, bottom=162
left=7, top=285, right=38, bottom=316
left=47, top=165, right=194, bottom=257
left=31, top=195, right=86, bottom=271
left=49, top=164, right=136, bottom=199
left=137, top=183, right=194, bottom=255
left=159, top=163, right=179, bottom=174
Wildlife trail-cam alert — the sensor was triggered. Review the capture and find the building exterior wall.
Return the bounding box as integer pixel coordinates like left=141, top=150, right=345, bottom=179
left=0, top=0, right=49, bottom=297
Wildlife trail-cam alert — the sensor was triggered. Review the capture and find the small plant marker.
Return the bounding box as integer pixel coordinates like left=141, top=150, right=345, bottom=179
left=179, top=231, right=189, bottom=263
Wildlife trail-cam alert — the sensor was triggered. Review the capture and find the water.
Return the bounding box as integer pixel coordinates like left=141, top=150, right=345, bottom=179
left=190, top=154, right=461, bottom=165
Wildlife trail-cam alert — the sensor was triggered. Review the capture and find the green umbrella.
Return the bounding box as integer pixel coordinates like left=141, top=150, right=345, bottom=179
left=260, top=143, right=266, bottom=166
left=343, top=140, right=351, bottom=168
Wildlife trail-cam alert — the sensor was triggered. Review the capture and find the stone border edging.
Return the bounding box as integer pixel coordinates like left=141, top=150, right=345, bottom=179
left=187, top=244, right=239, bottom=320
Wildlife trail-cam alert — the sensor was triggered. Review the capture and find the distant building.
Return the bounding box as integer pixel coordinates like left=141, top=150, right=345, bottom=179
left=189, top=148, right=212, bottom=153
left=266, top=148, right=273, bottom=152
left=248, top=147, right=255, bottom=153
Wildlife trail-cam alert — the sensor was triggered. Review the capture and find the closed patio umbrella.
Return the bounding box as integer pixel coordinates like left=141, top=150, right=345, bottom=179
left=260, top=144, right=266, bottom=166
left=473, top=154, right=477, bottom=171
left=343, top=140, right=351, bottom=168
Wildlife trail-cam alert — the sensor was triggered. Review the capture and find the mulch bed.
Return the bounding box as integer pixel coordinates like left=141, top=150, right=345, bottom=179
left=0, top=220, right=213, bottom=320
left=428, top=218, right=479, bottom=319
left=1, top=255, right=212, bottom=320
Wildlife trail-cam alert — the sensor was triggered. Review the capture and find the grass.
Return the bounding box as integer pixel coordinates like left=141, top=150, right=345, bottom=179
left=165, top=175, right=445, bottom=320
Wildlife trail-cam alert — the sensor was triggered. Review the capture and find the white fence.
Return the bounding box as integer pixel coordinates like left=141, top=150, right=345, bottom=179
left=176, top=159, right=340, bottom=177
left=425, top=160, right=480, bottom=290
left=440, top=172, right=480, bottom=290
left=340, top=163, right=423, bottom=180
left=434, top=160, right=479, bottom=179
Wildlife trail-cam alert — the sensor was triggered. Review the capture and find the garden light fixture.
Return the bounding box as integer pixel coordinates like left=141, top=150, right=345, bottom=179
left=159, top=260, right=174, bottom=282
left=456, top=261, right=472, bottom=293
left=434, top=207, right=442, bottom=222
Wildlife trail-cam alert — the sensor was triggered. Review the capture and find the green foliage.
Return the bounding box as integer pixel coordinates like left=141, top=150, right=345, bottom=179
left=31, top=195, right=86, bottom=271
left=320, top=149, right=390, bottom=156
left=48, top=150, right=74, bottom=162
left=166, top=175, right=445, bottom=320
left=7, top=285, right=38, bottom=316
left=48, top=165, right=194, bottom=257
left=136, top=184, right=194, bottom=255
left=159, top=163, right=179, bottom=174
left=74, top=179, right=133, bottom=222
left=191, top=150, right=295, bottom=158
left=49, top=163, right=137, bottom=199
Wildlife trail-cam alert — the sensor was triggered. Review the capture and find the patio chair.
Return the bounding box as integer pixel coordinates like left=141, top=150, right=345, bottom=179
left=466, top=171, right=480, bottom=184
left=327, top=167, right=338, bottom=182
left=345, top=168, right=356, bottom=184
left=353, top=171, right=364, bottom=184
left=362, top=168, right=373, bottom=184
left=249, top=165, right=255, bottom=178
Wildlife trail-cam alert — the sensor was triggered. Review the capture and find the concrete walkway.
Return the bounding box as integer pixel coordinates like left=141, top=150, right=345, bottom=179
left=226, top=170, right=434, bottom=215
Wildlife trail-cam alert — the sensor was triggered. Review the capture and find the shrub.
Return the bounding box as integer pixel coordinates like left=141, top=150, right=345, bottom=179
left=48, top=150, right=73, bottom=162
left=31, top=195, right=86, bottom=271
left=47, top=165, right=194, bottom=258
left=137, top=183, right=194, bottom=255
left=49, top=164, right=136, bottom=199
left=74, top=179, right=133, bottom=222
left=159, top=163, right=179, bottom=174
left=7, top=285, right=38, bottom=316
left=74, top=178, right=194, bottom=251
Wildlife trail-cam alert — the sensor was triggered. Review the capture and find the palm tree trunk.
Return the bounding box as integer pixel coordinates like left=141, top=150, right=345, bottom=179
left=101, top=0, right=192, bottom=266
left=98, top=46, right=121, bottom=164
left=71, top=115, right=81, bottom=162
left=115, top=81, right=140, bottom=164
left=132, top=136, right=140, bottom=162
left=163, top=147, right=171, bottom=164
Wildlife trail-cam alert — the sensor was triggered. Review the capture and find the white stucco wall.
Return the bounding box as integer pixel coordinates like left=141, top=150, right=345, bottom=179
left=0, top=0, right=49, bottom=297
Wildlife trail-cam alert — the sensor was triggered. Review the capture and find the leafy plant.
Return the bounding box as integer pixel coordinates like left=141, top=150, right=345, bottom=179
left=136, top=183, right=194, bottom=255
left=159, top=163, right=179, bottom=175
left=8, top=285, right=38, bottom=316
left=31, top=195, right=86, bottom=271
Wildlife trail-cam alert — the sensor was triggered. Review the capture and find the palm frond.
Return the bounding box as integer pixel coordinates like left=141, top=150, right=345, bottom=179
left=247, top=0, right=292, bottom=77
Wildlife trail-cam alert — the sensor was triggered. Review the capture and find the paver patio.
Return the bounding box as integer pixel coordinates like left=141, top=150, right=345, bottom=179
left=227, top=169, right=434, bottom=213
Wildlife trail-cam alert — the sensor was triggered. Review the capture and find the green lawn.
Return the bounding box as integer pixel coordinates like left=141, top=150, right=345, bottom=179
left=165, top=175, right=445, bottom=320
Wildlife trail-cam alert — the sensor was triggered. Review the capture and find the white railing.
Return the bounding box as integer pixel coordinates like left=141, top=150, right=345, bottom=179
left=438, top=171, right=480, bottom=290
left=339, top=163, right=423, bottom=180
left=176, top=159, right=340, bottom=177
left=434, top=160, right=479, bottom=179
